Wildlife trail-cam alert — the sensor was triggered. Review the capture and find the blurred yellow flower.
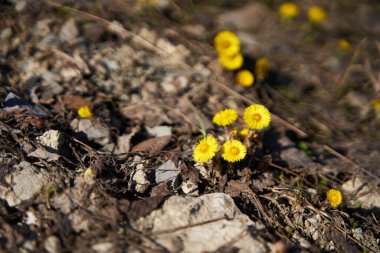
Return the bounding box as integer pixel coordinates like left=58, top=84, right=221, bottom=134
left=222, top=140, right=247, bottom=162
left=338, top=39, right=352, bottom=52
left=229, top=129, right=238, bottom=137
left=255, top=57, right=270, bottom=80
left=193, top=135, right=218, bottom=163
left=278, top=2, right=300, bottom=20
left=236, top=70, right=254, bottom=87
left=308, top=6, right=327, bottom=24
left=243, top=104, right=271, bottom=130
left=239, top=128, right=249, bottom=137
left=213, top=109, right=238, bottom=126
left=326, top=189, right=342, bottom=208
left=219, top=52, right=244, bottom=70
left=78, top=105, right=94, bottom=118
left=214, top=31, right=240, bottom=56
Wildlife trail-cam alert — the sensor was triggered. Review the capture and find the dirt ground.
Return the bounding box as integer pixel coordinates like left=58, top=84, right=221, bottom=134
left=0, top=0, right=380, bottom=252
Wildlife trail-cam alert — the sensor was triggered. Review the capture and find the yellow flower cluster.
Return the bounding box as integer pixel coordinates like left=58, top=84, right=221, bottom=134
left=326, top=189, right=343, bottom=208
left=214, top=31, right=243, bottom=71
left=278, top=3, right=327, bottom=25
left=77, top=105, right=94, bottom=118
left=193, top=104, right=271, bottom=163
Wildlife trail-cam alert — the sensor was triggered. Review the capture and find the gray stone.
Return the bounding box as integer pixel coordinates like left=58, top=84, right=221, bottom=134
left=155, top=160, right=180, bottom=189
left=133, top=193, right=272, bottom=253
left=146, top=125, right=172, bottom=137
left=0, top=161, right=48, bottom=206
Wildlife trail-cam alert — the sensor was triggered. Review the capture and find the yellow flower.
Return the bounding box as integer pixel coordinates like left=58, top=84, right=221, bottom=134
left=77, top=105, right=94, bottom=118
left=219, top=52, right=244, bottom=71
left=278, top=2, right=300, bottom=20
left=338, top=39, right=352, bottom=52
left=213, top=109, right=238, bottom=126
left=243, top=104, right=271, bottom=130
left=222, top=140, right=247, bottom=162
left=326, top=189, right=343, bottom=208
left=371, top=99, right=380, bottom=114
left=308, top=6, right=327, bottom=24
left=193, top=135, right=219, bottom=163
left=255, top=57, right=270, bottom=80
left=239, top=128, right=249, bottom=138
left=214, top=31, right=240, bottom=56
left=236, top=70, right=254, bottom=87
left=229, top=130, right=238, bottom=137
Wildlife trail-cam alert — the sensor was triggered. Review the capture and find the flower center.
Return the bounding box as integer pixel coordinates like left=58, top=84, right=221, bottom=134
left=252, top=113, right=261, bottom=121
left=330, top=196, right=338, bottom=203
left=229, top=146, right=240, bottom=156
left=199, top=143, right=209, bottom=153
left=223, top=41, right=231, bottom=48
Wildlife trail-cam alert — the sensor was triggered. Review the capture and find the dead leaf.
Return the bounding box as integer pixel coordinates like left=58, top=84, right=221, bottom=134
left=120, top=195, right=168, bottom=221
left=131, top=135, right=171, bottom=154
left=57, top=95, right=90, bottom=110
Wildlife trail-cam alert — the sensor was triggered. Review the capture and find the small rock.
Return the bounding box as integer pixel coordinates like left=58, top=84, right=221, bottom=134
left=60, top=68, right=79, bottom=81
left=155, top=160, right=180, bottom=189
left=0, top=161, right=48, bottom=206
left=181, top=180, right=198, bottom=196
left=92, top=242, right=114, bottom=253
left=342, top=177, right=380, bottom=208
left=15, top=0, right=27, bottom=11
left=37, top=130, right=64, bottom=152
left=70, top=118, right=114, bottom=151
left=146, top=125, right=172, bottom=137
left=59, top=18, right=79, bottom=42
left=133, top=164, right=149, bottom=193
left=24, top=211, right=38, bottom=225
left=0, top=27, right=12, bottom=40
left=44, top=236, right=61, bottom=253
left=28, top=147, right=60, bottom=161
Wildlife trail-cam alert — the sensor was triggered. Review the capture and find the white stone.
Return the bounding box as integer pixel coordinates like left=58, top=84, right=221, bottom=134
left=0, top=162, right=48, bottom=206
left=181, top=180, right=198, bottom=196
left=146, top=125, right=172, bottom=137
left=37, top=130, right=64, bottom=151
left=133, top=193, right=272, bottom=253
left=92, top=242, right=113, bottom=253
left=132, top=164, right=149, bottom=193
left=59, top=18, right=79, bottom=42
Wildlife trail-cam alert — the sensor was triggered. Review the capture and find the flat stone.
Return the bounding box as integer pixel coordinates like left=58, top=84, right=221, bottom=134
left=342, top=177, right=380, bottom=208
left=155, top=160, right=180, bottom=189
left=133, top=193, right=272, bottom=253
left=37, top=130, right=64, bottom=152
left=0, top=161, right=48, bottom=206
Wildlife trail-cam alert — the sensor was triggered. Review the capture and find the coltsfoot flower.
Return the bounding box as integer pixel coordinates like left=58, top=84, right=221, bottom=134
left=214, top=31, right=240, bottom=56
left=308, top=6, right=327, bottom=24
left=236, top=70, right=254, bottom=87
left=255, top=57, right=269, bottom=80
left=326, top=189, right=343, bottom=208
left=222, top=140, right=247, bottom=162
left=243, top=104, right=271, bottom=130
left=219, top=52, right=244, bottom=70
left=78, top=105, right=94, bottom=118
left=239, top=128, right=249, bottom=138
left=338, top=39, right=352, bottom=52
left=213, top=109, right=238, bottom=126
left=278, top=2, right=300, bottom=20
left=193, top=135, right=219, bottom=163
